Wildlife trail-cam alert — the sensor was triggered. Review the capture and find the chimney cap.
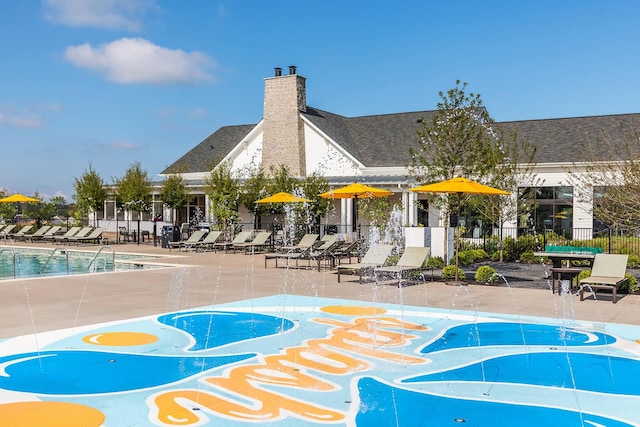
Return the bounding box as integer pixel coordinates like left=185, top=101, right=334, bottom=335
left=288, top=65, right=297, bottom=75
left=274, top=67, right=282, bottom=77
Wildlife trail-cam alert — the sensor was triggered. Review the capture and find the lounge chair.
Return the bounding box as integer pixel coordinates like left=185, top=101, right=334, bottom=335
left=374, top=246, right=431, bottom=286
left=232, top=231, right=272, bottom=254
left=45, top=226, right=80, bottom=244
left=18, top=225, right=50, bottom=241
left=28, top=225, right=61, bottom=242
left=336, top=243, right=393, bottom=283
left=278, top=233, right=319, bottom=253
left=55, top=226, right=93, bottom=245
left=304, top=240, right=344, bottom=271
left=211, top=231, right=252, bottom=253
left=193, top=230, right=223, bottom=252
left=68, top=227, right=104, bottom=245
left=7, top=225, right=34, bottom=240
left=330, top=240, right=359, bottom=265
left=168, top=229, right=207, bottom=252
left=578, top=254, right=629, bottom=303
left=0, top=224, right=16, bottom=239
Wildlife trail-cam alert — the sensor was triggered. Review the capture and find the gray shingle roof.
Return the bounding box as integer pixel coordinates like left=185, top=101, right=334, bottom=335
left=163, top=108, right=640, bottom=175
left=161, top=124, right=254, bottom=174
left=500, top=113, right=640, bottom=164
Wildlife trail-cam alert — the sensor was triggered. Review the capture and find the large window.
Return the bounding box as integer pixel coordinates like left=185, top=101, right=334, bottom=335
left=519, top=186, right=573, bottom=237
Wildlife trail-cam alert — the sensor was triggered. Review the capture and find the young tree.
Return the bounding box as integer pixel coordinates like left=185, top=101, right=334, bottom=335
left=409, top=80, right=510, bottom=264
left=159, top=173, right=189, bottom=226
left=568, top=125, right=640, bottom=230
left=0, top=189, right=18, bottom=221
left=114, top=162, right=152, bottom=244
left=204, top=162, right=241, bottom=239
left=240, top=165, right=270, bottom=228
left=24, top=192, right=56, bottom=228
left=470, top=128, right=539, bottom=261
left=73, top=163, right=108, bottom=226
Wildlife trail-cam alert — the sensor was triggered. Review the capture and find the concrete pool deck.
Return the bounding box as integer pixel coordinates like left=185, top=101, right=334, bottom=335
left=1, top=241, right=639, bottom=339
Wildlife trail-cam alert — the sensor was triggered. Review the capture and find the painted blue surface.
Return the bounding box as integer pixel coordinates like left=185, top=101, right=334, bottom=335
left=420, top=322, right=616, bottom=353
left=356, top=377, right=635, bottom=427
left=157, top=310, right=296, bottom=351
left=404, top=351, right=640, bottom=395
left=1, top=296, right=639, bottom=426
left=0, top=350, right=254, bottom=394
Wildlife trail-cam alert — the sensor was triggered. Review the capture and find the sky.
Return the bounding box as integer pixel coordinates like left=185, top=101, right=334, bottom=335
left=2, top=1, right=640, bottom=202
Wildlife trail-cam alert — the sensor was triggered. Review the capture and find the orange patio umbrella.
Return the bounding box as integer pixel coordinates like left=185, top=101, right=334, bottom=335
left=255, top=192, right=312, bottom=204
left=411, top=177, right=510, bottom=284
left=320, top=183, right=393, bottom=239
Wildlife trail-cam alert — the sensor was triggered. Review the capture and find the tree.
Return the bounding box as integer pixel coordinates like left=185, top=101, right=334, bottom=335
left=24, top=192, right=56, bottom=228
left=409, top=80, right=514, bottom=264
left=0, top=189, right=18, bottom=221
left=469, top=128, right=539, bottom=261
left=240, top=165, right=270, bottom=228
left=568, top=125, right=640, bottom=231
left=114, top=161, right=152, bottom=244
left=159, top=173, right=189, bottom=226
left=49, top=196, right=70, bottom=219
left=301, top=172, right=331, bottom=230
left=73, top=163, right=108, bottom=226
left=204, top=162, right=241, bottom=239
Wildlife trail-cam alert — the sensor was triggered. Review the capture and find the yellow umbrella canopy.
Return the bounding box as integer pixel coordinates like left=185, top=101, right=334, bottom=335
left=319, top=182, right=392, bottom=199
left=410, top=177, right=510, bottom=196
left=410, top=177, right=510, bottom=284
left=255, top=192, right=312, bottom=204
left=0, top=193, right=39, bottom=203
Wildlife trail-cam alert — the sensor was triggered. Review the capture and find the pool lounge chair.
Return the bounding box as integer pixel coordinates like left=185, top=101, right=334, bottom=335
left=579, top=253, right=629, bottom=303
left=211, top=231, right=252, bottom=253
left=374, top=246, right=431, bottom=286
left=44, top=226, right=80, bottom=244
left=192, top=230, right=223, bottom=252
left=278, top=233, right=319, bottom=253
left=0, top=224, right=16, bottom=239
left=330, top=240, right=359, bottom=266
left=336, top=243, right=393, bottom=283
left=232, top=231, right=272, bottom=254
left=304, top=240, right=344, bottom=271
left=17, top=225, right=50, bottom=241
left=68, top=228, right=104, bottom=245
left=28, top=225, right=61, bottom=242
left=7, top=225, right=34, bottom=240
left=168, top=229, right=207, bottom=252
left=54, top=226, right=93, bottom=245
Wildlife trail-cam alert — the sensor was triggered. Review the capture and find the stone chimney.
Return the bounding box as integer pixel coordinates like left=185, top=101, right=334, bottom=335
left=262, top=66, right=307, bottom=176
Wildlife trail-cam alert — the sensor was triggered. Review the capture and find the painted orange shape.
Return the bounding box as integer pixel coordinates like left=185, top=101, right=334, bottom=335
left=0, top=401, right=105, bottom=426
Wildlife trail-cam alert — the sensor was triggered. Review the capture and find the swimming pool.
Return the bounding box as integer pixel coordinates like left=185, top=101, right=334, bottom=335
left=0, top=247, right=164, bottom=279
left=1, top=295, right=639, bottom=426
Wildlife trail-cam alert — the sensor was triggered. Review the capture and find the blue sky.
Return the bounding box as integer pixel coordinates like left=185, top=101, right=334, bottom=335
left=2, top=1, right=640, bottom=201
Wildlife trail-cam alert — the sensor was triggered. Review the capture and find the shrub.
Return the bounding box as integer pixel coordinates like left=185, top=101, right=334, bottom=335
left=472, top=249, right=489, bottom=261
left=627, top=254, right=640, bottom=268
left=425, top=256, right=444, bottom=270
left=457, top=250, right=476, bottom=266
left=442, top=265, right=465, bottom=280
left=475, top=265, right=499, bottom=284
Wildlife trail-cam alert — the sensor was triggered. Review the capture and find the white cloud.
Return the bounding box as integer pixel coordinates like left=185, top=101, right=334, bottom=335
left=188, top=108, right=208, bottom=119
left=64, top=38, right=216, bottom=84
left=0, top=110, right=43, bottom=128
left=43, top=0, right=155, bottom=31
left=109, top=140, right=139, bottom=150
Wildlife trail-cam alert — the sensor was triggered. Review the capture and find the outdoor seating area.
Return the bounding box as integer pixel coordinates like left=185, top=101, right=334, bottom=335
left=579, top=254, right=629, bottom=303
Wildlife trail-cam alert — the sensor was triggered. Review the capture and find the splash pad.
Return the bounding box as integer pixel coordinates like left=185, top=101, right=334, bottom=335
left=1, top=294, right=640, bottom=426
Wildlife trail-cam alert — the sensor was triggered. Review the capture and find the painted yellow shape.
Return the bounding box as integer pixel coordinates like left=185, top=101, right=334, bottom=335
left=320, top=305, right=386, bottom=316
left=0, top=401, right=105, bottom=426
left=82, top=331, right=158, bottom=346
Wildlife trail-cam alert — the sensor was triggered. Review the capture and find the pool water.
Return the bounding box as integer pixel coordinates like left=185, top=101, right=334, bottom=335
left=0, top=248, right=162, bottom=279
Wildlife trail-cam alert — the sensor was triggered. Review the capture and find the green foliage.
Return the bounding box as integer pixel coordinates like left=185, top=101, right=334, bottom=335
left=472, top=249, right=489, bottom=260
left=576, top=269, right=592, bottom=283
left=627, top=254, right=640, bottom=268
left=475, top=265, right=499, bottom=283
left=114, top=162, right=152, bottom=215
left=159, top=174, right=189, bottom=225
left=301, top=172, right=331, bottom=223
left=457, top=250, right=476, bottom=266
left=442, top=265, right=465, bottom=280
left=204, top=162, right=240, bottom=237
left=73, top=162, right=108, bottom=225
left=24, top=192, right=56, bottom=227
left=425, top=256, right=444, bottom=270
